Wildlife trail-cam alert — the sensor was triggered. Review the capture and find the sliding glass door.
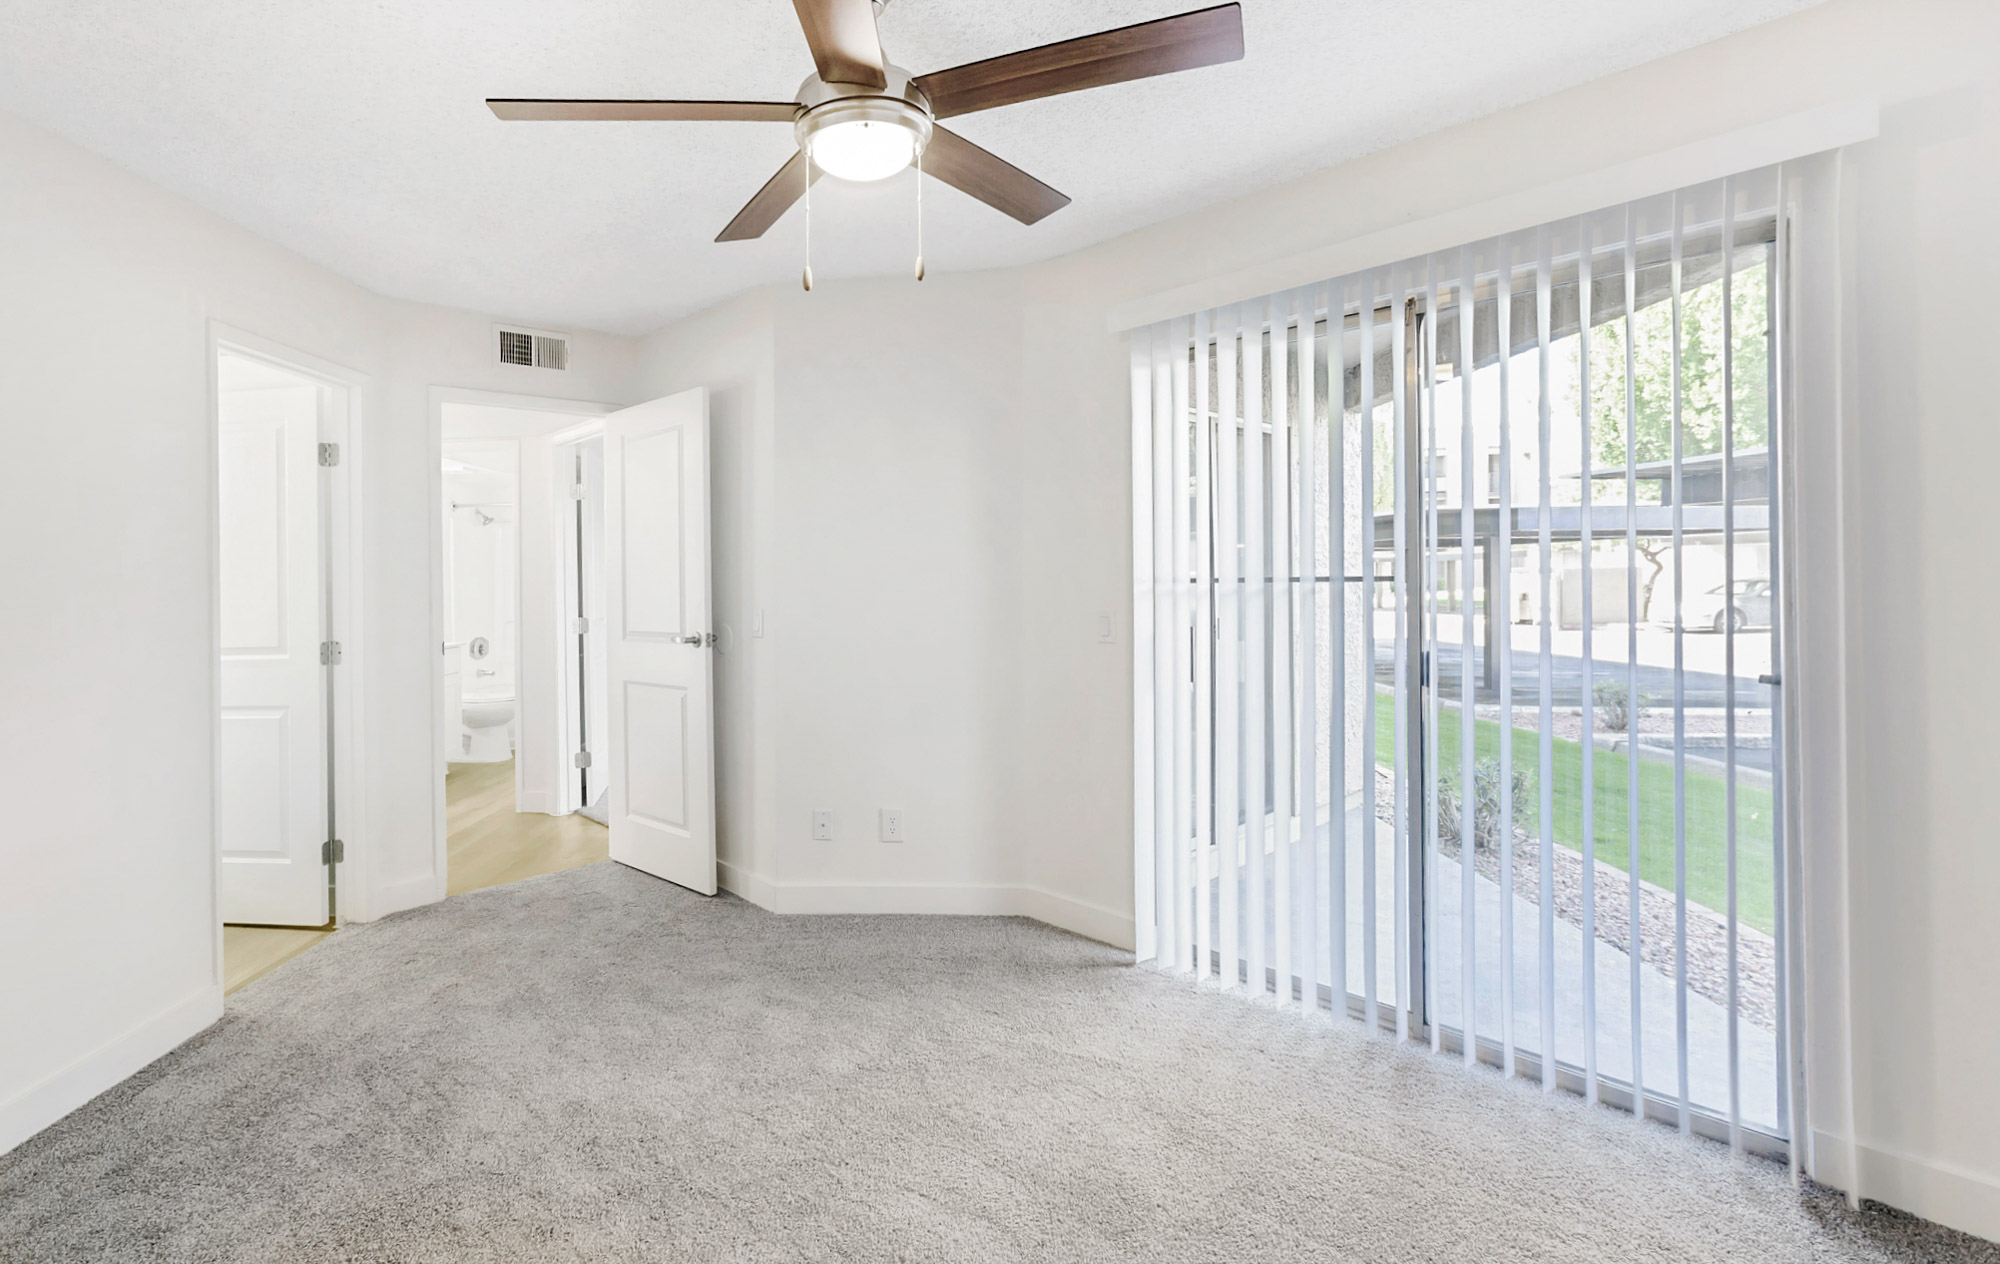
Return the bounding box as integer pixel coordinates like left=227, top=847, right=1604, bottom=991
left=1132, top=165, right=1797, bottom=1158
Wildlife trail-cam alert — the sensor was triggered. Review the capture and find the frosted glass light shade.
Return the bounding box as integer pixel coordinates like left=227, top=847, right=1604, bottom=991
left=810, top=119, right=916, bottom=182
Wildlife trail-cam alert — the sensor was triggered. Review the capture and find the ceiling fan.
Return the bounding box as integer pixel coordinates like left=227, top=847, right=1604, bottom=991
left=487, top=1, right=1245, bottom=251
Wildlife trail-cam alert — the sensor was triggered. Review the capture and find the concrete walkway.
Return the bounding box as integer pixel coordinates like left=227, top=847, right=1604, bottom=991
left=1205, top=800, right=1781, bottom=1131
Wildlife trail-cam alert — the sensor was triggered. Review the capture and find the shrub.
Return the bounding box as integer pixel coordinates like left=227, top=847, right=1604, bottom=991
left=1593, top=678, right=1641, bottom=733
left=1437, top=757, right=1533, bottom=853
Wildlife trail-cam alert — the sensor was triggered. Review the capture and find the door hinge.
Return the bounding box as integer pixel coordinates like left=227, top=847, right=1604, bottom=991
left=321, top=838, right=344, bottom=865
left=320, top=640, right=342, bottom=666
left=570, top=482, right=588, bottom=501
left=318, top=442, right=341, bottom=467
left=573, top=616, right=589, bottom=634
left=574, top=749, right=593, bottom=770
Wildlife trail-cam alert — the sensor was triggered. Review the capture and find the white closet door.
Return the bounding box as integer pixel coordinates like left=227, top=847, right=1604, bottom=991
left=218, top=385, right=328, bottom=926
left=603, top=389, right=717, bottom=895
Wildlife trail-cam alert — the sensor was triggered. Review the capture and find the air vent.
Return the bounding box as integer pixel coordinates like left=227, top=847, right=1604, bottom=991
left=495, top=325, right=569, bottom=371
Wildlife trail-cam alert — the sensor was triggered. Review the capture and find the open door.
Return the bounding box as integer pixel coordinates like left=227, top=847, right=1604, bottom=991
left=217, top=373, right=330, bottom=926
left=603, top=389, right=717, bottom=894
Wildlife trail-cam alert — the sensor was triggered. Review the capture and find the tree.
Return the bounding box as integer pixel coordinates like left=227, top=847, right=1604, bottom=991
left=1589, top=256, right=1772, bottom=474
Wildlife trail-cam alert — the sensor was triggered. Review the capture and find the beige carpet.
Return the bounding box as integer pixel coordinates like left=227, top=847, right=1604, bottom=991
left=3, top=862, right=1992, bottom=1262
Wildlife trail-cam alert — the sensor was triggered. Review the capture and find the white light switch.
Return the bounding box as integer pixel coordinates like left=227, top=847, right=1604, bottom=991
left=812, top=809, right=834, bottom=841
left=879, top=809, right=904, bottom=843
left=1097, top=614, right=1114, bottom=644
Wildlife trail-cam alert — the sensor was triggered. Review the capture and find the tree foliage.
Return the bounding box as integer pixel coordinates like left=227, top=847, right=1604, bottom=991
left=1589, top=257, right=1772, bottom=471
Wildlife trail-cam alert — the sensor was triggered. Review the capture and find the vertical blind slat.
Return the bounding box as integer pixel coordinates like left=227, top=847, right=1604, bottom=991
left=1494, top=239, right=1517, bottom=1077
left=1217, top=309, right=1242, bottom=989
left=1456, top=248, right=1478, bottom=1063
left=1132, top=332, right=1156, bottom=962
left=1578, top=217, right=1600, bottom=1107
left=1269, top=295, right=1295, bottom=1003
left=1670, top=192, right=1693, bottom=1132
left=1170, top=318, right=1194, bottom=974
left=1134, top=329, right=1159, bottom=963
left=1296, top=286, right=1322, bottom=1010
left=1424, top=255, right=1443, bottom=1055
left=1360, top=276, right=1381, bottom=1033
left=1722, top=175, right=1743, bottom=1153
left=1330, top=281, right=1350, bottom=1013
left=1152, top=326, right=1177, bottom=971
left=1623, top=207, right=1646, bottom=1112
left=1390, top=269, right=1414, bottom=1043
left=1535, top=227, right=1558, bottom=1091
left=1194, top=309, right=1215, bottom=983
left=1245, top=307, right=1269, bottom=997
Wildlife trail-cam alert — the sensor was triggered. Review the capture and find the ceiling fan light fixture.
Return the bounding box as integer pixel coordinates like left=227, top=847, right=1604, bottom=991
left=796, top=96, right=930, bottom=183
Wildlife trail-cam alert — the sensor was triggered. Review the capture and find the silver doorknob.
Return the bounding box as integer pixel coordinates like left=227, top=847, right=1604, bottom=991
left=673, top=633, right=713, bottom=647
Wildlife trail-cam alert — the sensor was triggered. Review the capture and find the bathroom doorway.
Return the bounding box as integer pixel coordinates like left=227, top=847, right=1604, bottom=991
left=436, top=395, right=614, bottom=896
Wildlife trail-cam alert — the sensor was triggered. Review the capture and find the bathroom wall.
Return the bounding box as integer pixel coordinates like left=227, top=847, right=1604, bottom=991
left=442, top=439, right=519, bottom=706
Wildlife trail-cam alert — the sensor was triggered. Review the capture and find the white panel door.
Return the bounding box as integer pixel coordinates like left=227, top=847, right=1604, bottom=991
left=218, top=384, right=328, bottom=925
left=603, top=389, right=716, bottom=894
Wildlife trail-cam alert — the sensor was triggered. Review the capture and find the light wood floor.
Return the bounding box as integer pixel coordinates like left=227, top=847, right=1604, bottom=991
left=446, top=757, right=609, bottom=897
left=222, top=757, right=608, bottom=994
left=223, top=925, right=333, bottom=994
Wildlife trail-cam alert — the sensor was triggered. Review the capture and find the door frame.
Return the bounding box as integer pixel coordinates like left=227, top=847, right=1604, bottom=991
left=207, top=323, right=368, bottom=955
left=427, top=388, right=618, bottom=897
left=547, top=418, right=608, bottom=816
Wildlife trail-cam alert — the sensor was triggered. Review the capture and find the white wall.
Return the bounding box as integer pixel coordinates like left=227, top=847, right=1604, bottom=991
left=0, top=108, right=639, bottom=1157
left=767, top=274, right=1026, bottom=908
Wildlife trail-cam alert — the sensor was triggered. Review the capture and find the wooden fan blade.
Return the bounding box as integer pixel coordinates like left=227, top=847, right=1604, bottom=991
left=912, top=3, right=1243, bottom=120
left=716, top=149, right=824, bottom=242
left=790, top=0, right=888, bottom=89
left=922, top=126, right=1070, bottom=226
left=488, top=100, right=800, bottom=122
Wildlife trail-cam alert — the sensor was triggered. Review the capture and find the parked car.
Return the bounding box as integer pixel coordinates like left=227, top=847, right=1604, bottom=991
left=1685, top=578, right=1772, bottom=632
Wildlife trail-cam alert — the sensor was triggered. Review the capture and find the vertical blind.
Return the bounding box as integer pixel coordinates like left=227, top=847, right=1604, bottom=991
left=1131, top=163, right=1806, bottom=1161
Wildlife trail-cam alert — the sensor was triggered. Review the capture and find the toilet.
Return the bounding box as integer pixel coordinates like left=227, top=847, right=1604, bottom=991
left=460, top=692, right=515, bottom=762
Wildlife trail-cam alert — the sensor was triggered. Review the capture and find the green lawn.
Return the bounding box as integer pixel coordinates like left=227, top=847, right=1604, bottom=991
left=1370, top=691, right=1776, bottom=935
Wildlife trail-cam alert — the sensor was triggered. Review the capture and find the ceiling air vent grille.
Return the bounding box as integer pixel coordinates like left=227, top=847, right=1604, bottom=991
left=496, top=326, right=569, bottom=371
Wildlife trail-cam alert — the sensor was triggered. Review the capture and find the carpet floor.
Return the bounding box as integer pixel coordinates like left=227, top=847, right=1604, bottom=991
left=3, top=862, right=1993, bottom=1263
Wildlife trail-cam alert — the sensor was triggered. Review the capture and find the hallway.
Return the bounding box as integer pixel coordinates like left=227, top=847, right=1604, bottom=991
left=444, top=758, right=608, bottom=897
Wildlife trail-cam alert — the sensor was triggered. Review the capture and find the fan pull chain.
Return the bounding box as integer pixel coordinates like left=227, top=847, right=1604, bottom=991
left=802, top=149, right=815, bottom=293
left=914, top=148, right=926, bottom=281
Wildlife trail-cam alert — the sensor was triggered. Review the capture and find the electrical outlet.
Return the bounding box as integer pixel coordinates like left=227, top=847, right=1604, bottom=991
left=879, top=809, right=904, bottom=843
left=812, top=809, right=834, bottom=841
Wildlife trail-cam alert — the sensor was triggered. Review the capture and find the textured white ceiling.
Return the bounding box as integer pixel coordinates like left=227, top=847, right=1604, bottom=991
left=0, top=1, right=1822, bottom=334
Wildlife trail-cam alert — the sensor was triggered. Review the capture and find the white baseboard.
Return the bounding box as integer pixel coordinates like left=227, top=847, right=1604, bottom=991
left=0, top=986, right=221, bottom=1157
left=715, top=871, right=1135, bottom=951
left=363, top=870, right=444, bottom=922
left=1811, top=1129, right=2000, bottom=1244
left=1012, top=885, right=1136, bottom=951
left=515, top=790, right=556, bottom=816
left=716, top=860, right=776, bottom=909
